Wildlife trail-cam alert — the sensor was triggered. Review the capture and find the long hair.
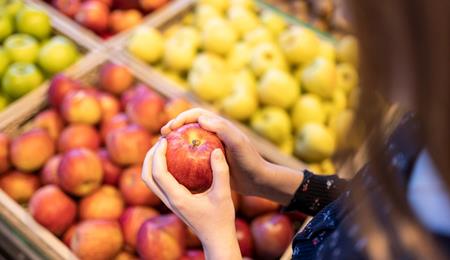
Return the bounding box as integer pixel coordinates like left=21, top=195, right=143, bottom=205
left=346, top=0, right=449, bottom=258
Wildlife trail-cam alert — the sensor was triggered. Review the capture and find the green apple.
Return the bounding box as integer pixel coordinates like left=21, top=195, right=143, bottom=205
left=328, top=109, right=354, bottom=150
left=260, top=10, right=286, bottom=36
left=201, top=17, right=237, bottom=55
left=194, top=4, right=221, bottom=30
left=0, top=47, right=10, bottom=77
left=278, top=134, right=294, bottom=155
left=219, top=88, right=258, bottom=121
left=0, top=12, right=13, bottom=42
left=4, top=34, right=39, bottom=63
left=163, top=36, right=196, bottom=71
left=244, top=26, right=273, bottom=47
left=336, top=62, right=358, bottom=93
left=16, top=7, right=51, bottom=40
left=227, top=43, right=250, bottom=70
left=198, top=0, right=229, bottom=12
left=279, top=26, right=319, bottom=65
left=0, top=0, right=24, bottom=17
left=258, top=68, right=299, bottom=109
left=250, top=42, right=287, bottom=76
left=230, top=0, right=256, bottom=11
left=301, top=57, right=337, bottom=98
left=294, top=123, right=336, bottom=162
left=250, top=106, right=291, bottom=144
left=0, top=94, right=9, bottom=111
left=38, top=35, right=80, bottom=74
left=291, top=94, right=326, bottom=131
left=227, top=6, right=259, bottom=38
left=336, top=35, right=359, bottom=66
left=2, top=62, right=43, bottom=99
left=188, top=53, right=231, bottom=101
left=317, top=40, right=336, bottom=62
left=127, top=27, right=164, bottom=63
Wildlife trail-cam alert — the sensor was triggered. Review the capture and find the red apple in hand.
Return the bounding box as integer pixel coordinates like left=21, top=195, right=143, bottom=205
left=251, top=213, right=294, bottom=260
left=166, top=123, right=225, bottom=193
left=236, top=218, right=254, bottom=257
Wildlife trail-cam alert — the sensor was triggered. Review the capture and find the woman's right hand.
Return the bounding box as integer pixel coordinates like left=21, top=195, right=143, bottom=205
left=161, top=108, right=271, bottom=197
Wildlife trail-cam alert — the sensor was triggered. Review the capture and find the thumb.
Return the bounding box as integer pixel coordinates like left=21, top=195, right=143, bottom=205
left=210, top=149, right=230, bottom=195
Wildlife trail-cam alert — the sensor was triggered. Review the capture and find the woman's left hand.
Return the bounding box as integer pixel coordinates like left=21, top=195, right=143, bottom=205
left=141, top=138, right=242, bottom=260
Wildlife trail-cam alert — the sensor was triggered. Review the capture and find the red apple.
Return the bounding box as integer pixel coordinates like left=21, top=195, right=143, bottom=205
left=58, top=148, right=103, bottom=196
left=236, top=218, right=254, bottom=257
left=166, top=123, right=225, bottom=193
left=119, top=166, right=160, bottom=206
left=31, top=109, right=64, bottom=140
left=115, top=251, right=138, bottom=260
left=231, top=190, right=240, bottom=211
left=29, top=185, right=77, bottom=236
left=0, top=171, right=40, bottom=203
left=10, top=129, right=55, bottom=172
left=106, top=125, right=152, bottom=165
left=119, top=206, right=159, bottom=250
left=58, top=124, right=100, bottom=152
left=251, top=213, right=294, bottom=260
left=99, top=63, right=134, bottom=95
left=126, top=90, right=167, bottom=133
left=136, top=214, right=186, bottom=260
left=40, top=154, right=62, bottom=185
left=109, top=9, right=143, bottom=33
left=96, top=92, right=121, bottom=122
left=186, top=227, right=201, bottom=248
left=100, top=113, right=129, bottom=142
left=79, top=185, right=125, bottom=220
left=93, top=0, right=112, bottom=7
left=139, top=0, right=168, bottom=12
left=0, top=133, right=10, bottom=174
left=75, top=1, right=109, bottom=33
left=62, top=224, right=77, bottom=247
left=52, top=0, right=81, bottom=17
left=97, top=149, right=122, bottom=185
left=120, top=84, right=151, bottom=108
left=48, top=74, right=81, bottom=108
left=164, top=97, right=192, bottom=120
left=61, top=89, right=102, bottom=125
left=240, top=195, right=279, bottom=218
left=112, top=0, right=140, bottom=9
left=71, top=220, right=123, bottom=260
left=180, top=250, right=205, bottom=260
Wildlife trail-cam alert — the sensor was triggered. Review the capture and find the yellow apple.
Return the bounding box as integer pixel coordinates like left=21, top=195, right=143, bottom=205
left=260, top=10, right=286, bottom=36
left=195, top=4, right=221, bottom=30
left=278, top=134, right=294, bottom=155
left=201, top=18, right=237, bottom=55
left=317, top=40, right=336, bottom=62
left=231, top=69, right=257, bottom=95
left=301, top=57, right=337, bottom=98
left=320, top=159, right=336, bottom=175
left=306, top=163, right=322, bottom=173
left=291, top=94, right=326, bottom=131
left=250, top=42, right=287, bottom=76
left=127, top=27, right=164, bottom=63
left=258, top=69, right=299, bottom=109
left=229, top=0, right=256, bottom=10
left=227, top=6, right=259, bottom=38
left=328, top=109, right=354, bottom=149
left=250, top=106, right=291, bottom=144
left=220, top=90, right=258, bottom=121
left=336, top=35, right=359, bottom=66
left=163, top=36, right=196, bottom=71
left=188, top=53, right=231, bottom=101
left=227, top=43, right=251, bottom=70
left=243, top=27, right=274, bottom=47
left=336, top=63, right=358, bottom=93
left=198, top=0, right=229, bottom=12
left=170, top=26, right=200, bottom=50
left=279, top=26, right=320, bottom=65
left=294, top=123, right=336, bottom=162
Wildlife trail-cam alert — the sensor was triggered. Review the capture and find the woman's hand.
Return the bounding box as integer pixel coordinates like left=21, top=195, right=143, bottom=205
left=160, top=108, right=304, bottom=205
left=141, top=138, right=242, bottom=260
left=161, top=108, right=270, bottom=196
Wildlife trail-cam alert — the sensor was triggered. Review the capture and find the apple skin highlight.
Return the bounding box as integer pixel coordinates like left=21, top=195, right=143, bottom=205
left=166, top=123, right=225, bottom=193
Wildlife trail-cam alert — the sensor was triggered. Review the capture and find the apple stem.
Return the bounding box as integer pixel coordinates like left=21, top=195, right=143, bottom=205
left=192, top=139, right=201, bottom=147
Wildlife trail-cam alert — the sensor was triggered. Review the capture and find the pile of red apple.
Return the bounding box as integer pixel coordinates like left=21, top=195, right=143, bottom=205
left=0, top=62, right=302, bottom=259
left=41, top=0, right=170, bottom=39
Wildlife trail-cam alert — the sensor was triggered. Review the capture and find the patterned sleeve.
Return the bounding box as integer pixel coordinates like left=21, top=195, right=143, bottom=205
left=284, top=170, right=349, bottom=216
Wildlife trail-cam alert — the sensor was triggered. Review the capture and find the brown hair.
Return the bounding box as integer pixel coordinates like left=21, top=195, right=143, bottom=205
left=347, top=0, right=449, bottom=258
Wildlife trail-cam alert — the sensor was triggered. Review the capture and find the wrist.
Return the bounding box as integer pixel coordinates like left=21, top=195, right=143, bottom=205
left=201, top=225, right=241, bottom=260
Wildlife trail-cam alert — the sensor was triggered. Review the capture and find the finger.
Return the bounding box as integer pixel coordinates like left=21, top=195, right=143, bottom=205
left=152, top=138, right=191, bottom=200
left=209, top=149, right=231, bottom=196
left=162, top=108, right=212, bottom=135
left=160, top=119, right=175, bottom=136
left=198, top=115, right=244, bottom=148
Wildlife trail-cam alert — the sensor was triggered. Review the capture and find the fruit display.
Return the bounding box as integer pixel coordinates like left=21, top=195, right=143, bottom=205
left=0, top=60, right=304, bottom=259
left=0, top=0, right=81, bottom=111
left=39, top=0, right=171, bottom=39
left=125, top=0, right=360, bottom=172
